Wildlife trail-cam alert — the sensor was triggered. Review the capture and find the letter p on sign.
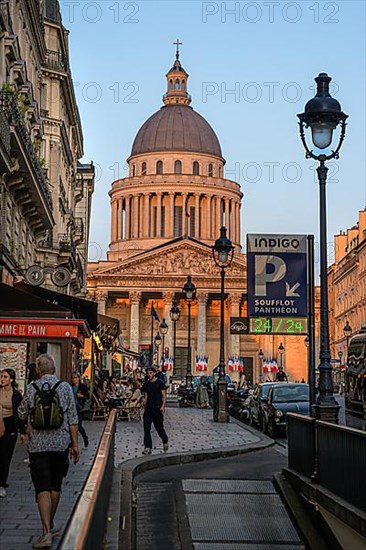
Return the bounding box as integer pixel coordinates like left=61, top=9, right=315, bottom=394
left=255, top=255, right=286, bottom=296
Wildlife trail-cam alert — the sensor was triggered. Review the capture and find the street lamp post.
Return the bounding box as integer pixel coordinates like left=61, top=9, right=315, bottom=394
left=298, top=72, right=348, bottom=423
left=159, top=318, right=168, bottom=369
left=183, top=275, right=196, bottom=388
left=154, top=332, right=161, bottom=367
left=278, top=342, right=285, bottom=369
left=338, top=350, right=344, bottom=393
left=169, top=301, right=180, bottom=376
left=212, top=226, right=234, bottom=423
left=343, top=320, right=352, bottom=350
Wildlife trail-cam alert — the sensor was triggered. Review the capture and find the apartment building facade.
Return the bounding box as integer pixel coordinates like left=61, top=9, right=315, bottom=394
left=0, top=0, right=94, bottom=295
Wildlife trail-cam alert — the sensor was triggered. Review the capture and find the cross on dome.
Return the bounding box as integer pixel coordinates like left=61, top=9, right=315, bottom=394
left=173, top=38, right=182, bottom=60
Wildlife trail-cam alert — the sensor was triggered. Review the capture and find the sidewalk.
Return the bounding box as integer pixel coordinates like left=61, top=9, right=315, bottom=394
left=114, top=405, right=263, bottom=462
left=109, top=405, right=274, bottom=550
left=0, top=421, right=104, bottom=549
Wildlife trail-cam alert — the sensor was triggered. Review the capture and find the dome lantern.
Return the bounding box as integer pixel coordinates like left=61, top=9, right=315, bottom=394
left=163, top=39, right=191, bottom=106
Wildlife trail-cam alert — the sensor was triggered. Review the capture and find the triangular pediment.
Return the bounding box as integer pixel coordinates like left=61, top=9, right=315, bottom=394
left=90, top=239, right=246, bottom=279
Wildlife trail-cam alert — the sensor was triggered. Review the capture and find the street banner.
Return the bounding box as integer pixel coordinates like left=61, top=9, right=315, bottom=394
left=247, top=234, right=307, bottom=317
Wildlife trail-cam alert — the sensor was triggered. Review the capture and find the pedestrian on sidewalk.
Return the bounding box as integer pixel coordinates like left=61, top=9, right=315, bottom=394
left=71, top=373, right=89, bottom=448
left=18, top=354, right=79, bottom=549
left=275, top=366, right=288, bottom=382
left=0, top=368, right=27, bottom=498
left=141, top=366, right=168, bottom=455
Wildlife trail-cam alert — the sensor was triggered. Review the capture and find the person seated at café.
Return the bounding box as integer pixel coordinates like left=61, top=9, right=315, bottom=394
left=124, top=377, right=135, bottom=400
left=96, top=379, right=108, bottom=403
left=106, top=380, right=124, bottom=407
left=126, top=379, right=142, bottom=406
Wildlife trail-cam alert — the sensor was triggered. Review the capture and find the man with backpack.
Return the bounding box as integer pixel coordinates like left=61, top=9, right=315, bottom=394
left=18, top=354, right=79, bottom=549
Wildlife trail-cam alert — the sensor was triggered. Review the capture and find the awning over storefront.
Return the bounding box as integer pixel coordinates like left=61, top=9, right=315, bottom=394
left=0, top=282, right=71, bottom=316
left=115, top=345, right=142, bottom=359
left=14, top=281, right=98, bottom=329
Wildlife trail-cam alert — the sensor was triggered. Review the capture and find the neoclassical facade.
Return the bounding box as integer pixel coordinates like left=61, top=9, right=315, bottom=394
left=88, top=51, right=308, bottom=382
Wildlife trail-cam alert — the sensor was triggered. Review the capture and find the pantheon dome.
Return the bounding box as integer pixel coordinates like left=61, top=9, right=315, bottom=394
left=130, top=104, right=223, bottom=159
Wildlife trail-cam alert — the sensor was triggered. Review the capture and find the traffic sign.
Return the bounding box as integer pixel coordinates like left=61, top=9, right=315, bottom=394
left=247, top=234, right=308, bottom=317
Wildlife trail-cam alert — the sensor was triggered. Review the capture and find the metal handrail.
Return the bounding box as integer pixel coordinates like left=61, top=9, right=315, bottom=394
left=59, top=409, right=117, bottom=550
left=0, top=107, right=11, bottom=154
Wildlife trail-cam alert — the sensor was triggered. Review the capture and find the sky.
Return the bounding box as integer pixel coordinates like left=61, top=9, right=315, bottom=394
left=60, top=0, right=366, bottom=266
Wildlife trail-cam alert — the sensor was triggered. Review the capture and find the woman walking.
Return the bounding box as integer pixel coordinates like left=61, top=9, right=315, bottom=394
left=0, top=368, right=26, bottom=497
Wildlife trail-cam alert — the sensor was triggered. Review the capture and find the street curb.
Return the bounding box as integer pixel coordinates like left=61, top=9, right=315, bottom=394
left=118, top=427, right=274, bottom=550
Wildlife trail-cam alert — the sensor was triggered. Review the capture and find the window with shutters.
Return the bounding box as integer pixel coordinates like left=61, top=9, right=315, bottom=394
left=156, top=161, right=163, bottom=175
left=174, top=160, right=182, bottom=174
left=193, top=161, right=199, bottom=175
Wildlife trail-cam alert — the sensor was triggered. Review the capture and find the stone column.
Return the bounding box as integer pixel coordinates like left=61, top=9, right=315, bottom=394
left=169, top=192, right=175, bottom=238
left=111, top=200, right=117, bottom=242
left=206, top=195, right=212, bottom=239
left=115, top=200, right=120, bottom=241
left=232, top=201, right=236, bottom=244
left=125, top=195, right=131, bottom=239
left=96, top=291, right=108, bottom=315
left=196, top=292, right=208, bottom=357
left=129, top=291, right=141, bottom=352
left=195, top=194, right=200, bottom=239
left=156, top=193, right=162, bottom=237
left=133, top=195, right=139, bottom=238
left=225, top=197, right=230, bottom=235
left=215, top=196, right=221, bottom=238
left=237, top=202, right=241, bottom=244
left=143, top=193, right=150, bottom=238
left=119, top=198, right=124, bottom=240
left=229, top=293, right=242, bottom=357
left=138, top=194, right=143, bottom=238
left=181, top=193, right=187, bottom=236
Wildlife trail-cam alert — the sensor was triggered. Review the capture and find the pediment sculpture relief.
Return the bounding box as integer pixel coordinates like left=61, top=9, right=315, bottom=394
left=104, top=248, right=244, bottom=277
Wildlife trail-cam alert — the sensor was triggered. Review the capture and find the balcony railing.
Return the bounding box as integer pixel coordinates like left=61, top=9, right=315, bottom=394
left=0, top=107, right=11, bottom=155
left=0, top=91, right=53, bottom=210
left=45, top=50, right=68, bottom=72
left=59, top=233, right=76, bottom=255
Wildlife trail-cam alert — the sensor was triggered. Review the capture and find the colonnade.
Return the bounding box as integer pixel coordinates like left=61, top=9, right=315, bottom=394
left=111, top=192, right=241, bottom=244
left=116, top=290, right=243, bottom=357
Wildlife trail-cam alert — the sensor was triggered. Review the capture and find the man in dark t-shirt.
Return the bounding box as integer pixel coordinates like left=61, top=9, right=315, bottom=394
left=275, top=367, right=288, bottom=382
left=141, top=366, right=168, bottom=455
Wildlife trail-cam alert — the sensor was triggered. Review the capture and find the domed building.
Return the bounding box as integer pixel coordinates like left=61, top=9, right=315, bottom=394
left=87, top=50, right=307, bottom=382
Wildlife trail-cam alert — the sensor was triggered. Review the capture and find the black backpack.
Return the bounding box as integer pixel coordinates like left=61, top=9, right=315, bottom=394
left=30, top=381, right=64, bottom=430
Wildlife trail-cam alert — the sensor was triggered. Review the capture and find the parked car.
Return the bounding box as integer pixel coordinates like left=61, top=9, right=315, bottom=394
left=261, top=383, right=310, bottom=437
left=248, top=382, right=276, bottom=427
